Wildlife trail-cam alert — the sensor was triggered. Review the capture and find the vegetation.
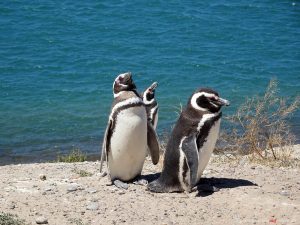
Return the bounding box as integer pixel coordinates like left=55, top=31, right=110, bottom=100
left=57, top=148, right=87, bottom=163
left=71, top=168, right=93, bottom=177
left=219, top=79, right=300, bottom=167
left=69, top=218, right=90, bottom=225
left=0, top=213, right=28, bottom=225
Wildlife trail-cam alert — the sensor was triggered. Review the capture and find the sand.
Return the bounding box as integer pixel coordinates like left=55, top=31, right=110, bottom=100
left=0, top=149, right=299, bottom=225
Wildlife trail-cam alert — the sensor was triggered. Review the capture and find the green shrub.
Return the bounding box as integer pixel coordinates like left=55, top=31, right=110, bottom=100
left=57, top=148, right=87, bottom=163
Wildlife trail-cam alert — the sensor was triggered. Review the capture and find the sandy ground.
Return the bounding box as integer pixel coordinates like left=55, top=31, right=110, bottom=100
left=0, top=150, right=299, bottom=225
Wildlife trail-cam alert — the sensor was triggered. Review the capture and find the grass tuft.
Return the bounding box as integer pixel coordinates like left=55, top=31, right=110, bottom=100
left=71, top=168, right=93, bottom=177
left=57, top=148, right=87, bottom=163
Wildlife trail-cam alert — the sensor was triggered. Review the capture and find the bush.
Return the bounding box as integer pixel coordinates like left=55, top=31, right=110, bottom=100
left=220, top=79, right=300, bottom=166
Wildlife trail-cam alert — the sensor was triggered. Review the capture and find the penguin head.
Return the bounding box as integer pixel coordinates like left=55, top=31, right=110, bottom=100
left=190, top=88, right=230, bottom=113
left=113, top=72, right=136, bottom=97
left=143, top=82, right=158, bottom=105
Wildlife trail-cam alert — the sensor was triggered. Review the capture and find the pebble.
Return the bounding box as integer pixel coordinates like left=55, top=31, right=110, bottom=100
left=280, top=190, right=290, bottom=196
left=67, top=184, right=79, bottom=192
left=86, top=202, right=99, bottom=211
left=35, top=216, right=48, bottom=224
left=45, top=187, right=52, bottom=192
left=39, top=174, right=46, bottom=181
left=9, top=203, right=15, bottom=209
left=87, top=188, right=97, bottom=194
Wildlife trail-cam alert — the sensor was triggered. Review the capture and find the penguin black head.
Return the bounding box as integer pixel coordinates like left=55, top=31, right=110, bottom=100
left=189, top=88, right=230, bottom=113
left=143, top=82, right=158, bottom=105
left=113, top=72, right=136, bottom=97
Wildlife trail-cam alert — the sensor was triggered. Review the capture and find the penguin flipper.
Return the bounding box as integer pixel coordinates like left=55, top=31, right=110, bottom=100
left=147, top=121, right=160, bottom=165
left=181, top=135, right=199, bottom=188
left=100, top=119, right=112, bottom=173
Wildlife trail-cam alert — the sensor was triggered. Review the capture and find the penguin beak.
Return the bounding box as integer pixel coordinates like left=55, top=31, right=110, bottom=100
left=116, top=72, right=132, bottom=85
left=217, top=97, right=230, bottom=106
left=122, top=72, right=132, bottom=83
left=147, top=82, right=158, bottom=93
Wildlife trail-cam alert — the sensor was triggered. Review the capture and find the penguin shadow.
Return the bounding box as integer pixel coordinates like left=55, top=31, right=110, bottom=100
left=196, top=177, right=257, bottom=197
left=140, top=173, right=161, bottom=183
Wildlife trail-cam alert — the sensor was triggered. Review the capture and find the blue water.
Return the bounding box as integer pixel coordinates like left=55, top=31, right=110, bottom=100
left=1, top=0, right=299, bottom=162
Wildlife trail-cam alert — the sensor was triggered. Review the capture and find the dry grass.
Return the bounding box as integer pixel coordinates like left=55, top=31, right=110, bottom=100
left=219, top=79, right=300, bottom=167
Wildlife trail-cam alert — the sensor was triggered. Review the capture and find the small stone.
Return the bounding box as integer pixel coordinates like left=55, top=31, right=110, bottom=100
left=67, top=184, right=78, bottom=192
left=118, top=191, right=125, bottom=195
left=87, top=188, right=97, bottom=194
left=280, top=190, right=290, bottom=196
left=39, top=174, right=46, bottom=181
left=45, top=187, right=52, bottom=192
left=100, top=171, right=107, bottom=177
left=9, top=203, right=15, bottom=209
left=86, top=202, right=99, bottom=211
left=35, top=216, right=48, bottom=224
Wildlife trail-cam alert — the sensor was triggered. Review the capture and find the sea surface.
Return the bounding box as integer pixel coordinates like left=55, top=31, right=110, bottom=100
left=0, top=0, right=299, bottom=163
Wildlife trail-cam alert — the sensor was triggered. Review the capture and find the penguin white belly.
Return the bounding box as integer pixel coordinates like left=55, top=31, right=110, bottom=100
left=196, top=119, right=221, bottom=183
left=109, top=106, right=148, bottom=181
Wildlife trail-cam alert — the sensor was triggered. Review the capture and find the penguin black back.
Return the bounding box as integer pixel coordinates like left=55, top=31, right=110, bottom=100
left=148, top=88, right=229, bottom=193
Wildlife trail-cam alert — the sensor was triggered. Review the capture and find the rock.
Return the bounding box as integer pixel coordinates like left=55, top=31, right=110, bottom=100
left=39, top=174, right=46, bottom=181
left=86, top=202, right=99, bottom=211
left=100, top=171, right=107, bottom=177
left=67, top=183, right=79, bottom=192
left=280, top=190, right=290, bottom=196
left=8, top=203, right=15, bottom=209
left=45, top=187, right=52, bottom=192
left=87, top=188, right=97, bottom=194
left=35, top=216, right=48, bottom=224
left=118, top=191, right=125, bottom=195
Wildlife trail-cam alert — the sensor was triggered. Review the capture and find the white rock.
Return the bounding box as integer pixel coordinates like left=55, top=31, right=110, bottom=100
left=35, top=216, right=48, bottom=224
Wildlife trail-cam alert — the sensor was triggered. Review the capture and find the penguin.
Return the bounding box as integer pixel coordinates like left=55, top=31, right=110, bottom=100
left=141, top=82, right=159, bottom=130
left=100, top=72, right=160, bottom=189
left=147, top=88, right=230, bottom=193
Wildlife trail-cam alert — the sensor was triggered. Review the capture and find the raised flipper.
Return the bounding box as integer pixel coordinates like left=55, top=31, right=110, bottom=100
left=180, top=135, right=199, bottom=189
left=100, top=119, right=112, bottom=173
left=147, top=121, right=160, bottom=165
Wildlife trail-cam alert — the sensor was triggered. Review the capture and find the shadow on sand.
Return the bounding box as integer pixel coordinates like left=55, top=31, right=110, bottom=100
left=196, top=177, right=257, bottom=197
left=142, top=173, right=257, bottom=197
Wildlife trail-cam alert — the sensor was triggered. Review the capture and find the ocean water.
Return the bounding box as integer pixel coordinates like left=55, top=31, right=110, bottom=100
left=0, top=0, right=299, bottom=163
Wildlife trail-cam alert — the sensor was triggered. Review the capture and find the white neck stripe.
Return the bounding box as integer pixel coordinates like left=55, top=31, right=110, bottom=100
left=191, top=92, right=217, bottom=112
left=143, top=91, right=154, bottom=105
left=197, top=112, right=220, bottom=132
left=110, top=97, right=143, bottom=120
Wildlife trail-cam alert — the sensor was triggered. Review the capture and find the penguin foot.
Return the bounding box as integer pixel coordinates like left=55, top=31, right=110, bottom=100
left=147, top=179, right=173, bottom=193
left=113, top=180, right=129, bottom=190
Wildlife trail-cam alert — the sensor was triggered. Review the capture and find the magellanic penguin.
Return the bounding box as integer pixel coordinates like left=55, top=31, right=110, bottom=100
left=141, top=82, right=159, bottom=130
left=100, top=72, right=160, bottom=188
left=147, top=88, right=230, bottom=193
